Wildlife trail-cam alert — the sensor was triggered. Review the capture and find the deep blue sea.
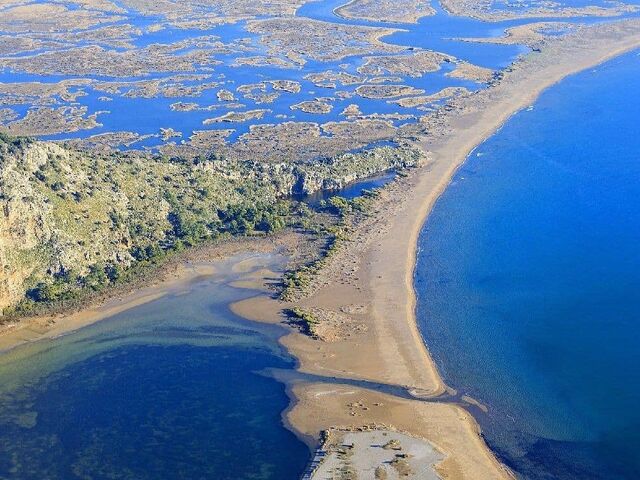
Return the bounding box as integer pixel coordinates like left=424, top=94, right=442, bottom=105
left=415, top=50, right=640, bottom=479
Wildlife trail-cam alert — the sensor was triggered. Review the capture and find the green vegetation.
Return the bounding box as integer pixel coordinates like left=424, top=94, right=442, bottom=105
left=1, top=132, right=414, bottom=316
left=0, top=132, right=33, bottom=152
left=285, top=307, right=320, bottom=337
left=281, top=190, right=380, bottom=301
left=0, top=136, right=299, bottom=315
left=7, top=197, right=298, bottom=315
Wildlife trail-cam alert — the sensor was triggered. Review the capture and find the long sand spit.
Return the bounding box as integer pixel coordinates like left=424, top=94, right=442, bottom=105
left=1, top=18, right=640, bottom=480
left=234, top=19, right=640, bottom=479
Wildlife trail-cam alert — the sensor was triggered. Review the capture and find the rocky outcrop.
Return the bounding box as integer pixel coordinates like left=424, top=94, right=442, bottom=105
left=198, top=145, right=424, bottom=197
left=0, top=135, right=423, bottom=313
left=292, top=146, right=423, bottom=194
left=0, top=139, right=147, bottom=312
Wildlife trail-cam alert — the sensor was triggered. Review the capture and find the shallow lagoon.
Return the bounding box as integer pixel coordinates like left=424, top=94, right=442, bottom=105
left=415, top=50, right=640, bottom=479
left=0, top=255, right=309, bottom=479
left=0, top=0, right=527, bottom=147
left=3, top=0, right=640, bottom=150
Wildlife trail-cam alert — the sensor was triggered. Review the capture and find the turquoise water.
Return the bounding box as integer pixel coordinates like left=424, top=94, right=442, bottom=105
left=0, top=256, right=309, bottom=479
left=415, top=50, right=640, bottom=478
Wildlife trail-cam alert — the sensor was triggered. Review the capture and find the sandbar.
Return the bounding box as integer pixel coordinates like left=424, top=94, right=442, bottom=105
left=234, top=19, right=640, bottom=479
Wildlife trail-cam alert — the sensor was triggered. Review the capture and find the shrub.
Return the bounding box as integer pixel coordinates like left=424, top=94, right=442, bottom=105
left=83, top=264, right=109, bottom=291
left=327, top=196, right=351, bottom=217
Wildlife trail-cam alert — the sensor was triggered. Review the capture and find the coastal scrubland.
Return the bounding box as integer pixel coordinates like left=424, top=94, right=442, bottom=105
left=2, top=0, right=640, bottom=478
left=0, top=133, right=420, bottom=316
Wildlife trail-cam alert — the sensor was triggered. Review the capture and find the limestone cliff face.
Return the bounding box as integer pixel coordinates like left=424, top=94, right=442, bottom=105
left=0, top=140, right=156, bottom=312
left=1, top=142, right=57, bottom=310
left=292, top=147, right=424, bottom=194
left=0, top=136, right=423, bottom=313
left=197, top=146, right=424, bottom=196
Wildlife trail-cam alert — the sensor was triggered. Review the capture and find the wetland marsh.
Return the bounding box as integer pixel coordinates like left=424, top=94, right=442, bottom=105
left=2, top=0, right=640, bottom=479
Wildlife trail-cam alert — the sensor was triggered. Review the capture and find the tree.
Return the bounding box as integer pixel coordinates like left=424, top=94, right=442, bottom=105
left=83, top=264, right=108, bottom=290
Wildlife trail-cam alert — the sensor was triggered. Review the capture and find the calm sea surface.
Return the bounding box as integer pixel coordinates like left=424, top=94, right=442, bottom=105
left=0, top=256, right=309, bottom=479
left=2, top=3, right=640, bottom=479
left=415, top=50, right=640, bottom=479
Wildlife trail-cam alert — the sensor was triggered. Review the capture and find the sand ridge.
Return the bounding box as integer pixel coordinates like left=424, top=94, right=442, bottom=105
left=2, top=18, right=640, bottom=480
left=234, top=19, right=640, bottom=479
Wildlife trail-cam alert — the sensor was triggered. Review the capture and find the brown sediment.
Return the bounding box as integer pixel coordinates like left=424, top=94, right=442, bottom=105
left=269, top=80, right=302, bottom=93
left=1, top=106, right=105, bottom=136
left=246, top=17, right=404, bottom=64
left=390, top=86, right=471, bottom=108
left=446, top=60, right=495, bottom=83
left=218, top=119, right=398, bottom=163
left=440, top=0, right=639, bottom=21
left=355, top=84, right=426, bottom=99
left=335, top=0, right=436, bottom=24
left=231, top=19, right=640, bottom=479
left=64, top=131, right=158, bottom=151
left=0, top=4, right=125, bottom=33
left=0, top=108, right=18, bottom=123
left=290, top=100, right=334, bottom=114
left=1, top=17, right=639, bottom=480
left=357, top=51, right=450, bottom=77
left=304, top=70, right=364, bottom=89
left=0, top=234, right=303, bottom=352
left=455, top=22, right=576, bottom=48
left=202, top=109, right=270, bottom=124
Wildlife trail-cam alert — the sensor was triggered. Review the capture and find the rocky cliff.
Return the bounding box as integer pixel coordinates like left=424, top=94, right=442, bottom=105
left=0, top=134, right=422, bottom=314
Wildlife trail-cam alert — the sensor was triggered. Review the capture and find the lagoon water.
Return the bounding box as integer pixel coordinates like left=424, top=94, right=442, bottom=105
left=0, top=256, right=309, bottom=479
left=5, top=0, right=640, bottom=153
left=415, top=50, right=640, bottom=478
left=3, top=3, right=640, bottom=480
left=0, top=0, right=529, bottom=148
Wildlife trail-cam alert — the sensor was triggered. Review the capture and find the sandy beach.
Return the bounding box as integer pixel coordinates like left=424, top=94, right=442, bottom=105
left=0, top=263, right=214, bottom=352
left=0, top=234, right=300, bottom=352
left=2, top=18, right=640, bottom=480
left=235, top=19, right=640, bottom=479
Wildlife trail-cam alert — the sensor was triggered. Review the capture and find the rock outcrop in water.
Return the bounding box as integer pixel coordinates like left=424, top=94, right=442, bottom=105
left=0, top=134, right=422, bottom=314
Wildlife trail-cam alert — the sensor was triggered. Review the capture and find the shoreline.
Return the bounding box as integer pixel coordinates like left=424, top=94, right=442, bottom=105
left=0, top=262, right=213, bottom=353
left=235, top=19, right=640, bottom=479
left=333, top=0, right=436, bottom=24
left=0, top=19, right=639, bottom=480
left=0, top=234, right=300, bottom=352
